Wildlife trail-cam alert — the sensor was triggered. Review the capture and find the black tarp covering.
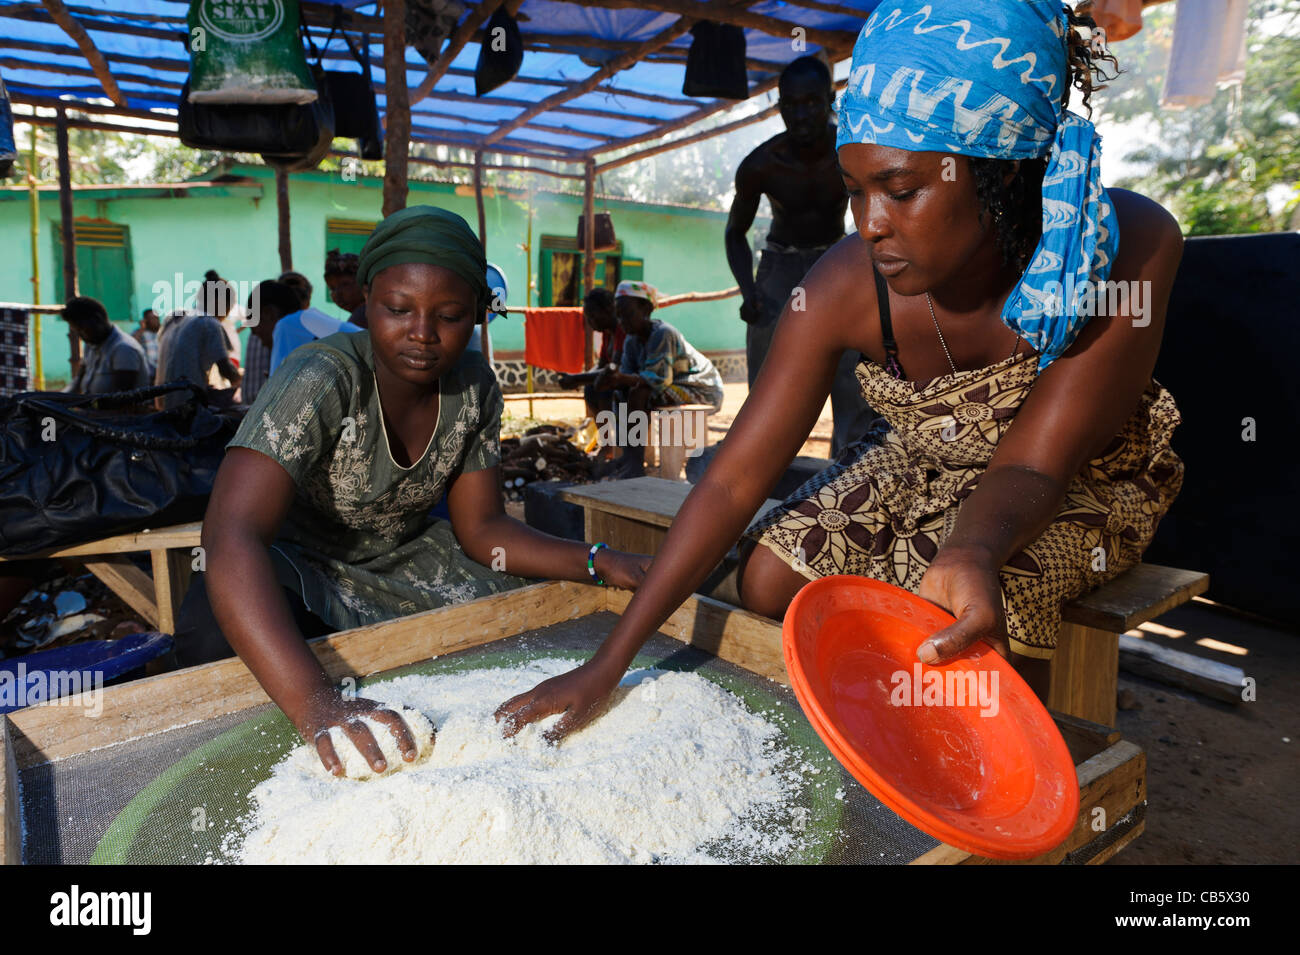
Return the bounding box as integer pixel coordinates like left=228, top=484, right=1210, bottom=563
left=1145, top=231, right=1300, bottom=626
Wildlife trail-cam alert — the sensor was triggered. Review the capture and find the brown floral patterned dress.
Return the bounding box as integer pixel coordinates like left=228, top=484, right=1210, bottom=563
left=745, top=350, right=1184, bottom=657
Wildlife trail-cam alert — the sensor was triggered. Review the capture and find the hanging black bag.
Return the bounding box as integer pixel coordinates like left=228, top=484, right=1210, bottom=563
left=576, top=212, right=618, bottom=252
left=683, top=22, right=749, bottom=100
left=0, top=383, right=240, bottom=557
left=322, top=6, right=384, bottom=160
left=475, top=8, right=524, bottom=97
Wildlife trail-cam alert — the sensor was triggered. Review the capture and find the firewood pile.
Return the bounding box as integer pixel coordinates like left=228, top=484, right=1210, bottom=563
left=500, top=424, right=594, bottom=501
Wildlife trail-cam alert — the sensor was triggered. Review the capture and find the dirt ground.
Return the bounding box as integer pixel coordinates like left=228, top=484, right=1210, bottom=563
left=1108, top=600, right=1298, bottom=865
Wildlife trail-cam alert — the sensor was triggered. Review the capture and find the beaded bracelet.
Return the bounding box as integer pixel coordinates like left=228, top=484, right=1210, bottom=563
left=587, top=542, right=608, bottom=586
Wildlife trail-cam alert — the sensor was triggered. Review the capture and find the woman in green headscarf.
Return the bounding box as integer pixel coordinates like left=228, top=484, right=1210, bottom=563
left=183, top=205, right=649, bottom=776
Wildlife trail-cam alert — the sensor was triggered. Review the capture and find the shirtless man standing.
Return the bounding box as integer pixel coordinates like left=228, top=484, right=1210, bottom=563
left=726, top=56, right=875, bottom=457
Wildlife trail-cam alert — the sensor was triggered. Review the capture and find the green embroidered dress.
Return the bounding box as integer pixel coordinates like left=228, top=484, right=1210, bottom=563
left=229, top=331, right=527, bottom=631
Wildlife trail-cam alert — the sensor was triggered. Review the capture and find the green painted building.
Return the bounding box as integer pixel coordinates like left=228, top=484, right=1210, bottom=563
left=0, top=163, right=759, bottom=387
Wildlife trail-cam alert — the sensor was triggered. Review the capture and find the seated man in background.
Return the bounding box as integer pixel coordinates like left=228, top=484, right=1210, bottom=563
left=271, top=269, right=362, bottom=373
left=240, top=280, right=306, bottom=405
left=62, top=296, right=151, bottom=395
left=323, top=249, right=368, bottom=328
left=154, top=278, right=242, bottom=410
left=558, top=287, right=624, bottom=423
left=595, top=280, right=724, bottom=478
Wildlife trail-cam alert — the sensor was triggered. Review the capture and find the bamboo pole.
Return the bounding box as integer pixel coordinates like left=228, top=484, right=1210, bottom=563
left=54, top=106, right=79, bottom=370
left=27, top=125, right=43, bottom=389
left=525, top=192, right=534, bottom=309
left=656, top=286, right=741, bottom=307
left=275, top=166, right=292, bottom=272
left=382, top=0, right=411, bottom=217
left=582, top=158, right=596, bottom=369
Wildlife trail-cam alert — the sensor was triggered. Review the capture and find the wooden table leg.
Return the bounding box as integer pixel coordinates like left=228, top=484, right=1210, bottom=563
left=151, top=548, right=193, bottom=635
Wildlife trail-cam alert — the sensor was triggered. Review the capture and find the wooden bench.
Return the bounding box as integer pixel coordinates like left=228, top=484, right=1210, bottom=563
left=0, top=522, right=203, bottom=635
left=559, top=476, right=1210, bottom=727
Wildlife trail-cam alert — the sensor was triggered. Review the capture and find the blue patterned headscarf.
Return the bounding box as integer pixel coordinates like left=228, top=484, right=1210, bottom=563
left=835, top=0, right=1119, bottom=371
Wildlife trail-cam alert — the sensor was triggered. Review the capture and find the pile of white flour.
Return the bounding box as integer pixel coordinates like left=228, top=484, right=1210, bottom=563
left=231, top=658, right=811, bottom=864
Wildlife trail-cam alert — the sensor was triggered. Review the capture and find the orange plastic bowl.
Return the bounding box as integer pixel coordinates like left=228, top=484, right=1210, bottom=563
left=782, top=575, right=1078, bottom=860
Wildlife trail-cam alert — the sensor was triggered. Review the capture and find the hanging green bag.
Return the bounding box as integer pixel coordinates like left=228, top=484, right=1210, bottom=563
left=186, top=0, right=318, bottom=104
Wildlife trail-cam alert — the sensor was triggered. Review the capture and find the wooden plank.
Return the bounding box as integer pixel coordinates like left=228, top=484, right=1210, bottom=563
left=1, top=718, right=21, bottom=865
left=1061, top=564, right=1209, bottom=631
left=561, top=476, right=691, bottom=528
left=561, top=476, right=781, bottom=531
left=607, top=589, right=787, bottom=684
left=0, top=522, right=203, bottom=561
left=1118, top=634, right=1246, bottom=703
left=151, top=547, right=193, bottom=635
left=1051, top=710, right=1123, bottom=765
left=586, top=510, right=667, bottom=557
left=6, top=581, right=603, bottom=768
left=83, top=557, right=159, bottom=629
left=1047, top=622, right=1118, bottom=727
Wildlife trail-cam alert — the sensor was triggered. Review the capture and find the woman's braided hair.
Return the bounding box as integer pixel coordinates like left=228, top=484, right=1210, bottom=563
left=969, top=2, right=1121, bottom=273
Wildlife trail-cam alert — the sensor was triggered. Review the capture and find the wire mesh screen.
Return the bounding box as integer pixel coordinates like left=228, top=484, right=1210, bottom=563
left=20, top=613, right=939, bottom=864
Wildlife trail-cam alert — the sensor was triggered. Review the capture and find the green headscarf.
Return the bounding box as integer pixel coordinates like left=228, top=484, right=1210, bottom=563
left=357, top=205, right=489, bottom=313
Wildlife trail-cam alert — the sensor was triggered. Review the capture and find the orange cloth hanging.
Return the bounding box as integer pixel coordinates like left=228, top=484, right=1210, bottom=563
left=1091, top=0, right=1144, bottom=42
left=524, top=307, right=586, bottom=374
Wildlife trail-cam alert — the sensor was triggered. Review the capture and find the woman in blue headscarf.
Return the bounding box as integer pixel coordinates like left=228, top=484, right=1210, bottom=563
left=499, top=0, right=1184, bottom=741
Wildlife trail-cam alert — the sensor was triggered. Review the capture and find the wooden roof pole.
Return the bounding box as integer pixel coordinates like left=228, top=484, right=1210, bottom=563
left=382, top=0, right=411, bottom=216
left=54, top=106, right=79, bottom=370
left=473, top=150, right=487, bottom=250
left=473, top=149, right=491, bottom=361
left=410, top=0, right=505, bottom=106
left=582, top=158, right=596, bottom=368
left=481, top=16, right=697, bottom=147
left=39, top=0, right=127, bottom=107
left=595, top=77, right=848, bottom=171
left=275, top=167, right=292, bottom=272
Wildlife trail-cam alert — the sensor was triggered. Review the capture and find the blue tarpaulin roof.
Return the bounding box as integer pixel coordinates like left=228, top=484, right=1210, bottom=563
left=0, top=0, right=879, bottom=164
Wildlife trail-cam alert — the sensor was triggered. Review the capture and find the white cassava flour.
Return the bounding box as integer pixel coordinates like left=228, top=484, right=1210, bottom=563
left=232, top=659, right=810, bottom=864
left=319, top=707, right=436, bottom=780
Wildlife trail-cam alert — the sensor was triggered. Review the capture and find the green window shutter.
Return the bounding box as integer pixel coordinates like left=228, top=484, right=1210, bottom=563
left=325, top=218, right=378, bottom=257
left=52, top=219, right=135, bottom=323
left=622, top=258, right=644, bottom=282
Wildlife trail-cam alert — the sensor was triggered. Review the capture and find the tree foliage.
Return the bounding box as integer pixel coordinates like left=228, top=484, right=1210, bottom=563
left=1094, top=0, right=1300, bottom=234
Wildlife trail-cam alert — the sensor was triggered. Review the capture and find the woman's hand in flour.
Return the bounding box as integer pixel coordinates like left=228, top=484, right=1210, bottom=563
left=596, top=548, right=652, bottom=591
left=916, top=547, right=1010, bottom=663
left=300, top=693, right=425, bottom=776
left=494, top=657, right=623, bottom=745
